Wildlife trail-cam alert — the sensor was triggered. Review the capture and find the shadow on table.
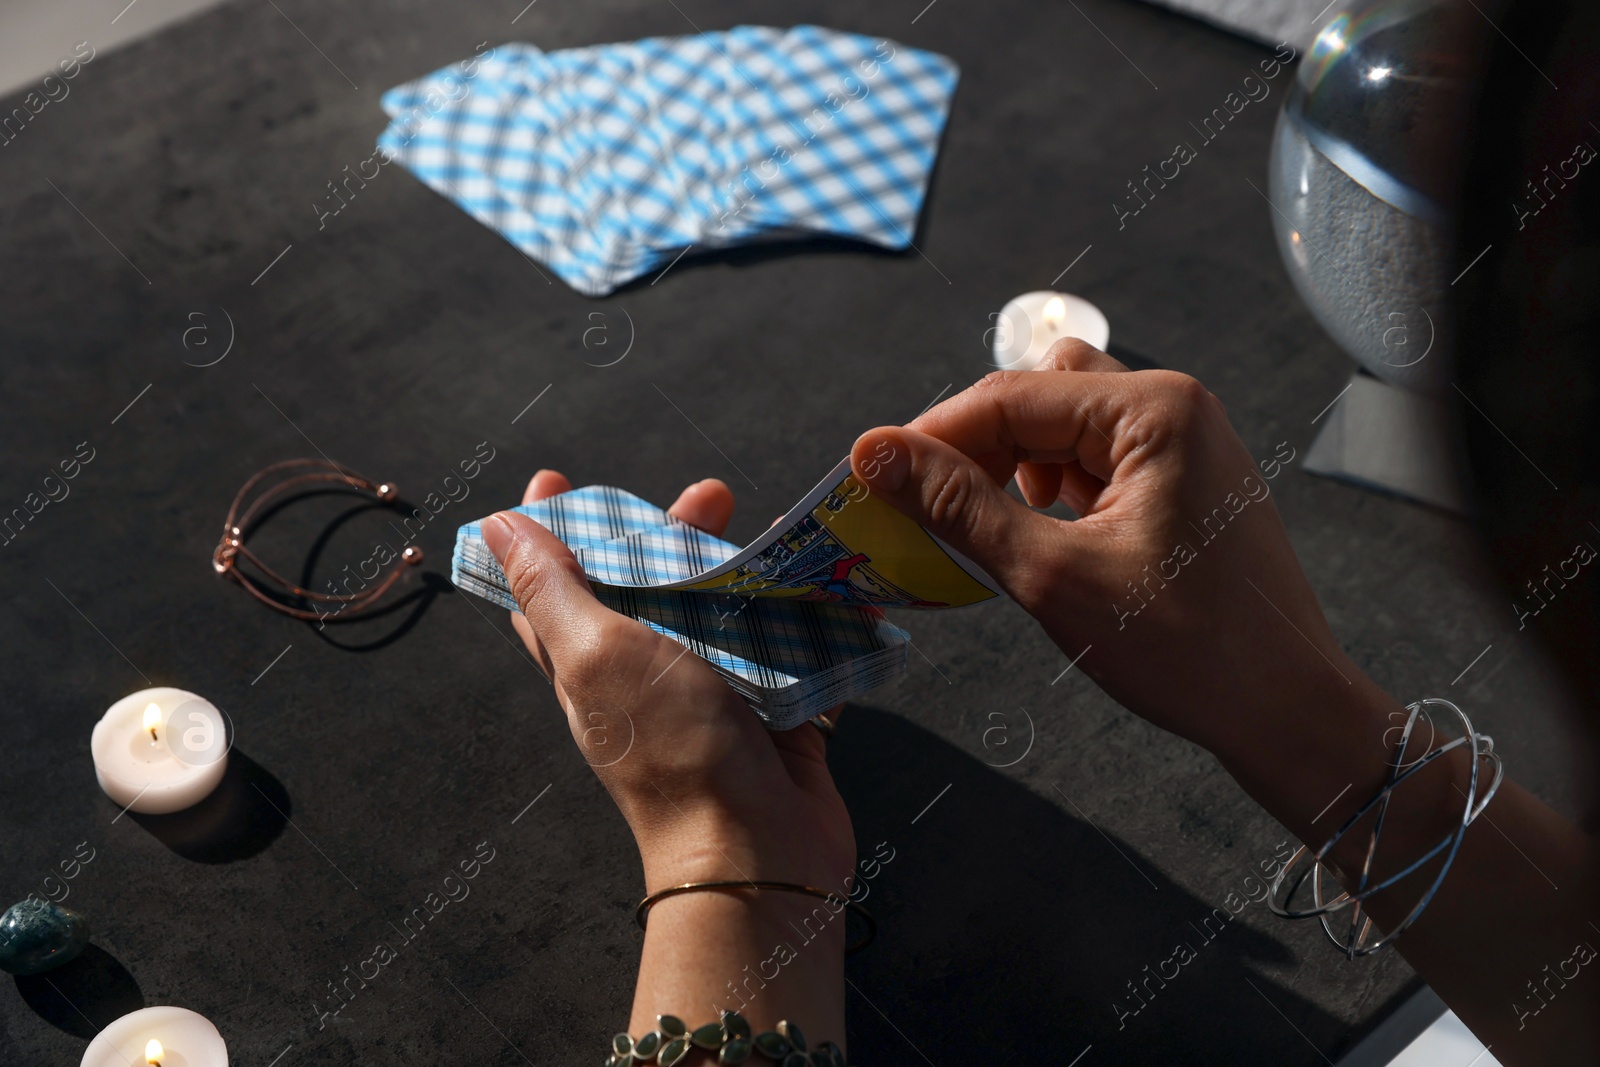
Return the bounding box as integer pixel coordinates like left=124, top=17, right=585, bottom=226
left=128, top=750, right=290, bottom=863
left=306, top=570, right=452, bottom=652
left=830, top=705, right=1357, bottom=1065
left=218, top=488, right=445, bottom=652
left=609, top=235, right=907, bottom=293
left=14, top=944, right=143, bottom=1038
left=298, top=498, right=449, bottom=652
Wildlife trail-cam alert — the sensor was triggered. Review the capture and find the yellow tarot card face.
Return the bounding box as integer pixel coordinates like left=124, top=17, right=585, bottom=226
left=677, top=462, right=999, bottom=608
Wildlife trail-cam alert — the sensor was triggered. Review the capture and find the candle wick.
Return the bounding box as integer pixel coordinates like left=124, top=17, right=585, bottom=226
left=148, top=727, right=159, bottom=744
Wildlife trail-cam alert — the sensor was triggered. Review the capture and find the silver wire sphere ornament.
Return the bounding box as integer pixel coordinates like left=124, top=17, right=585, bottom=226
left=1267, top=698, right=1503, bottom=957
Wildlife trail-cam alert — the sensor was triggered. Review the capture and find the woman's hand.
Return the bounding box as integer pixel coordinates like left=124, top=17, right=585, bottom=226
left=850, top=342, right=1399, bottom=833
left=481, top=471, right=856, bottom=897
left=848, top=342, right=1600, bottom=1065
left=484, top=472, right=856, bottom=1041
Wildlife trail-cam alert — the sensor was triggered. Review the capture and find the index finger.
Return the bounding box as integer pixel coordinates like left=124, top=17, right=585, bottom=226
left=523, top=469, right=573, bottom=504
left=908, top=369, right=1170, bottom=482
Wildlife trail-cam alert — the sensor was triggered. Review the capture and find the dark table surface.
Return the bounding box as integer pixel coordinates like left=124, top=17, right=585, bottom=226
left=0, top=0, right=1583, bottom=1063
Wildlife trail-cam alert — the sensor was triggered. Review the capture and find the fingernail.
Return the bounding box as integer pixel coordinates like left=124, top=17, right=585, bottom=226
left=858, top=433, right=910, bottom=492
left=482, top=513, right=515, bottom=562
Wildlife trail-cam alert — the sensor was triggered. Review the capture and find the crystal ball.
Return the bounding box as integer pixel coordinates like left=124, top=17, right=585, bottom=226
left=1268, top=0, right=1479, bottom=393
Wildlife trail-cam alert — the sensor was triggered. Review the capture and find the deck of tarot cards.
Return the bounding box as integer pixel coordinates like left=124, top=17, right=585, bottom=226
left=453, top=459, right=998, bottom=729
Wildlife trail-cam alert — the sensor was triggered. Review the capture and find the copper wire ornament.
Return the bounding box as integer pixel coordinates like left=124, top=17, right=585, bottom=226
left=213, top=458, right=423, bottom=622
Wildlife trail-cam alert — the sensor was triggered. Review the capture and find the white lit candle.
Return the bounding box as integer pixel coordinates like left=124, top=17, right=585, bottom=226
left=80, top=1006, right=228, bottom=1067
left=91, top=687, right=229, bottom=815
left=991, top=290, right=1111, bottom=371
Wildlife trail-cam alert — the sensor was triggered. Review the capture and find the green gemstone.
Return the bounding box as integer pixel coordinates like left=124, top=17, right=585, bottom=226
left=658, top=1037, right=691, bottom=1066
left=776, top=1021, right=806, bottom=1051
left=691, top=1022, right=725, bottom=1049
left=0, top=899, right=90, bottom=976
left=781, top=1054, right=808, bottom=1067
left=807, top=1052, right=832, bottom=1067
left=722, top=1011, right=752, bottom=1039
left=753, top=1032, right=791, bottom=1058
left=658, top=1015, right=687, bottom=1037
left=632, top=1031, right=663, bottom=1059
left=612, top=1033, right=634, bottom=1057
left=719, top=1038, right=752, bottom=1064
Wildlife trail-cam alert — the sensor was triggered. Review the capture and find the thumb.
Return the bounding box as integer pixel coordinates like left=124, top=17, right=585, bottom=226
left=481, top=510, right=613, bottom=673
left=851, top=427, right=1067, bottom=602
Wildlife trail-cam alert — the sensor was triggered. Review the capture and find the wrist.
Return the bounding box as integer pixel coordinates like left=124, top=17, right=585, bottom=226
left=1211, top=665, right=1402, bottom=851
left=1218, top=677, right=1497, bottom=942
left=635, top=816, right=856, bottom=899
left=630, top=882, right=848, bottom=1045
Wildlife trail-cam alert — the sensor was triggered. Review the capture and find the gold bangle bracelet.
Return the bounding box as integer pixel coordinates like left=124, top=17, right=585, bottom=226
left=635, top=880, right=876, bottom=953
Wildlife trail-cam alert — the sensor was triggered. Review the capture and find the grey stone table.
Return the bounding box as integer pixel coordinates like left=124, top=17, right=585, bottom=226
left=0, top=0, right=1580, bottom=1063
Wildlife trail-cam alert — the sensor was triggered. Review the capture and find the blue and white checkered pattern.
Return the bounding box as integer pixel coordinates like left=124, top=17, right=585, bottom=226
left=378, top=27, right=959, bottom=295
left=453, top=485, right=908, bottom=729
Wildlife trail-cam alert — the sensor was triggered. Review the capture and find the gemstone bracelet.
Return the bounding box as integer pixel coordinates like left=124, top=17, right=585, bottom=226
left=608, top=1013, right=851, bottom=1066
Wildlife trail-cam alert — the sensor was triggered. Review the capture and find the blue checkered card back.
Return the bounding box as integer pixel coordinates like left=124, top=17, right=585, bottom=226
left=454, top=486, right=908, bottom=729
left=378, top=26, right=958, bottom=295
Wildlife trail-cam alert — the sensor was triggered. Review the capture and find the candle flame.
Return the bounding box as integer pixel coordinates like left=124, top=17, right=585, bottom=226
left=142, top=703, right=162, bottom=742
left=1042, top=295, right=1067, bottom=330
left=145, top=1038, right=164, bottom=1065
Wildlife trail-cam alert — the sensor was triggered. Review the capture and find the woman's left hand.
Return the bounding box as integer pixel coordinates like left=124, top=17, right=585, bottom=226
left=482, top=470, right=856, bottom=897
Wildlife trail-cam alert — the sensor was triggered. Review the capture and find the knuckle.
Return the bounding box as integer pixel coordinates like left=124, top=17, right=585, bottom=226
left=1151, top=369, right=1212, bottom=411
left=565, top=618, right=624, bottom=684
left=926, top=462, right=982, bottom=531
left=501, top=547, right=554, bottom=611
left=500, top=541, right=584, bottom=623
left=1126, top=370, right=1215, bottom=450
left=592, top=615, right=636, bottom=657
left=1043, top=337, right=1100, bottom=371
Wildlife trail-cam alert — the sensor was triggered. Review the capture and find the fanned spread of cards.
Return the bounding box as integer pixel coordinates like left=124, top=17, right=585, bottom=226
left=453, top=458, right=999, bottom=728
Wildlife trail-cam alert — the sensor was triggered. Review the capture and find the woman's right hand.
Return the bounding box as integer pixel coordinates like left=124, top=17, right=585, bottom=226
left=856, top=342, right=1600, bottom=1065
left=850, top=342, right=1400, bottom=832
